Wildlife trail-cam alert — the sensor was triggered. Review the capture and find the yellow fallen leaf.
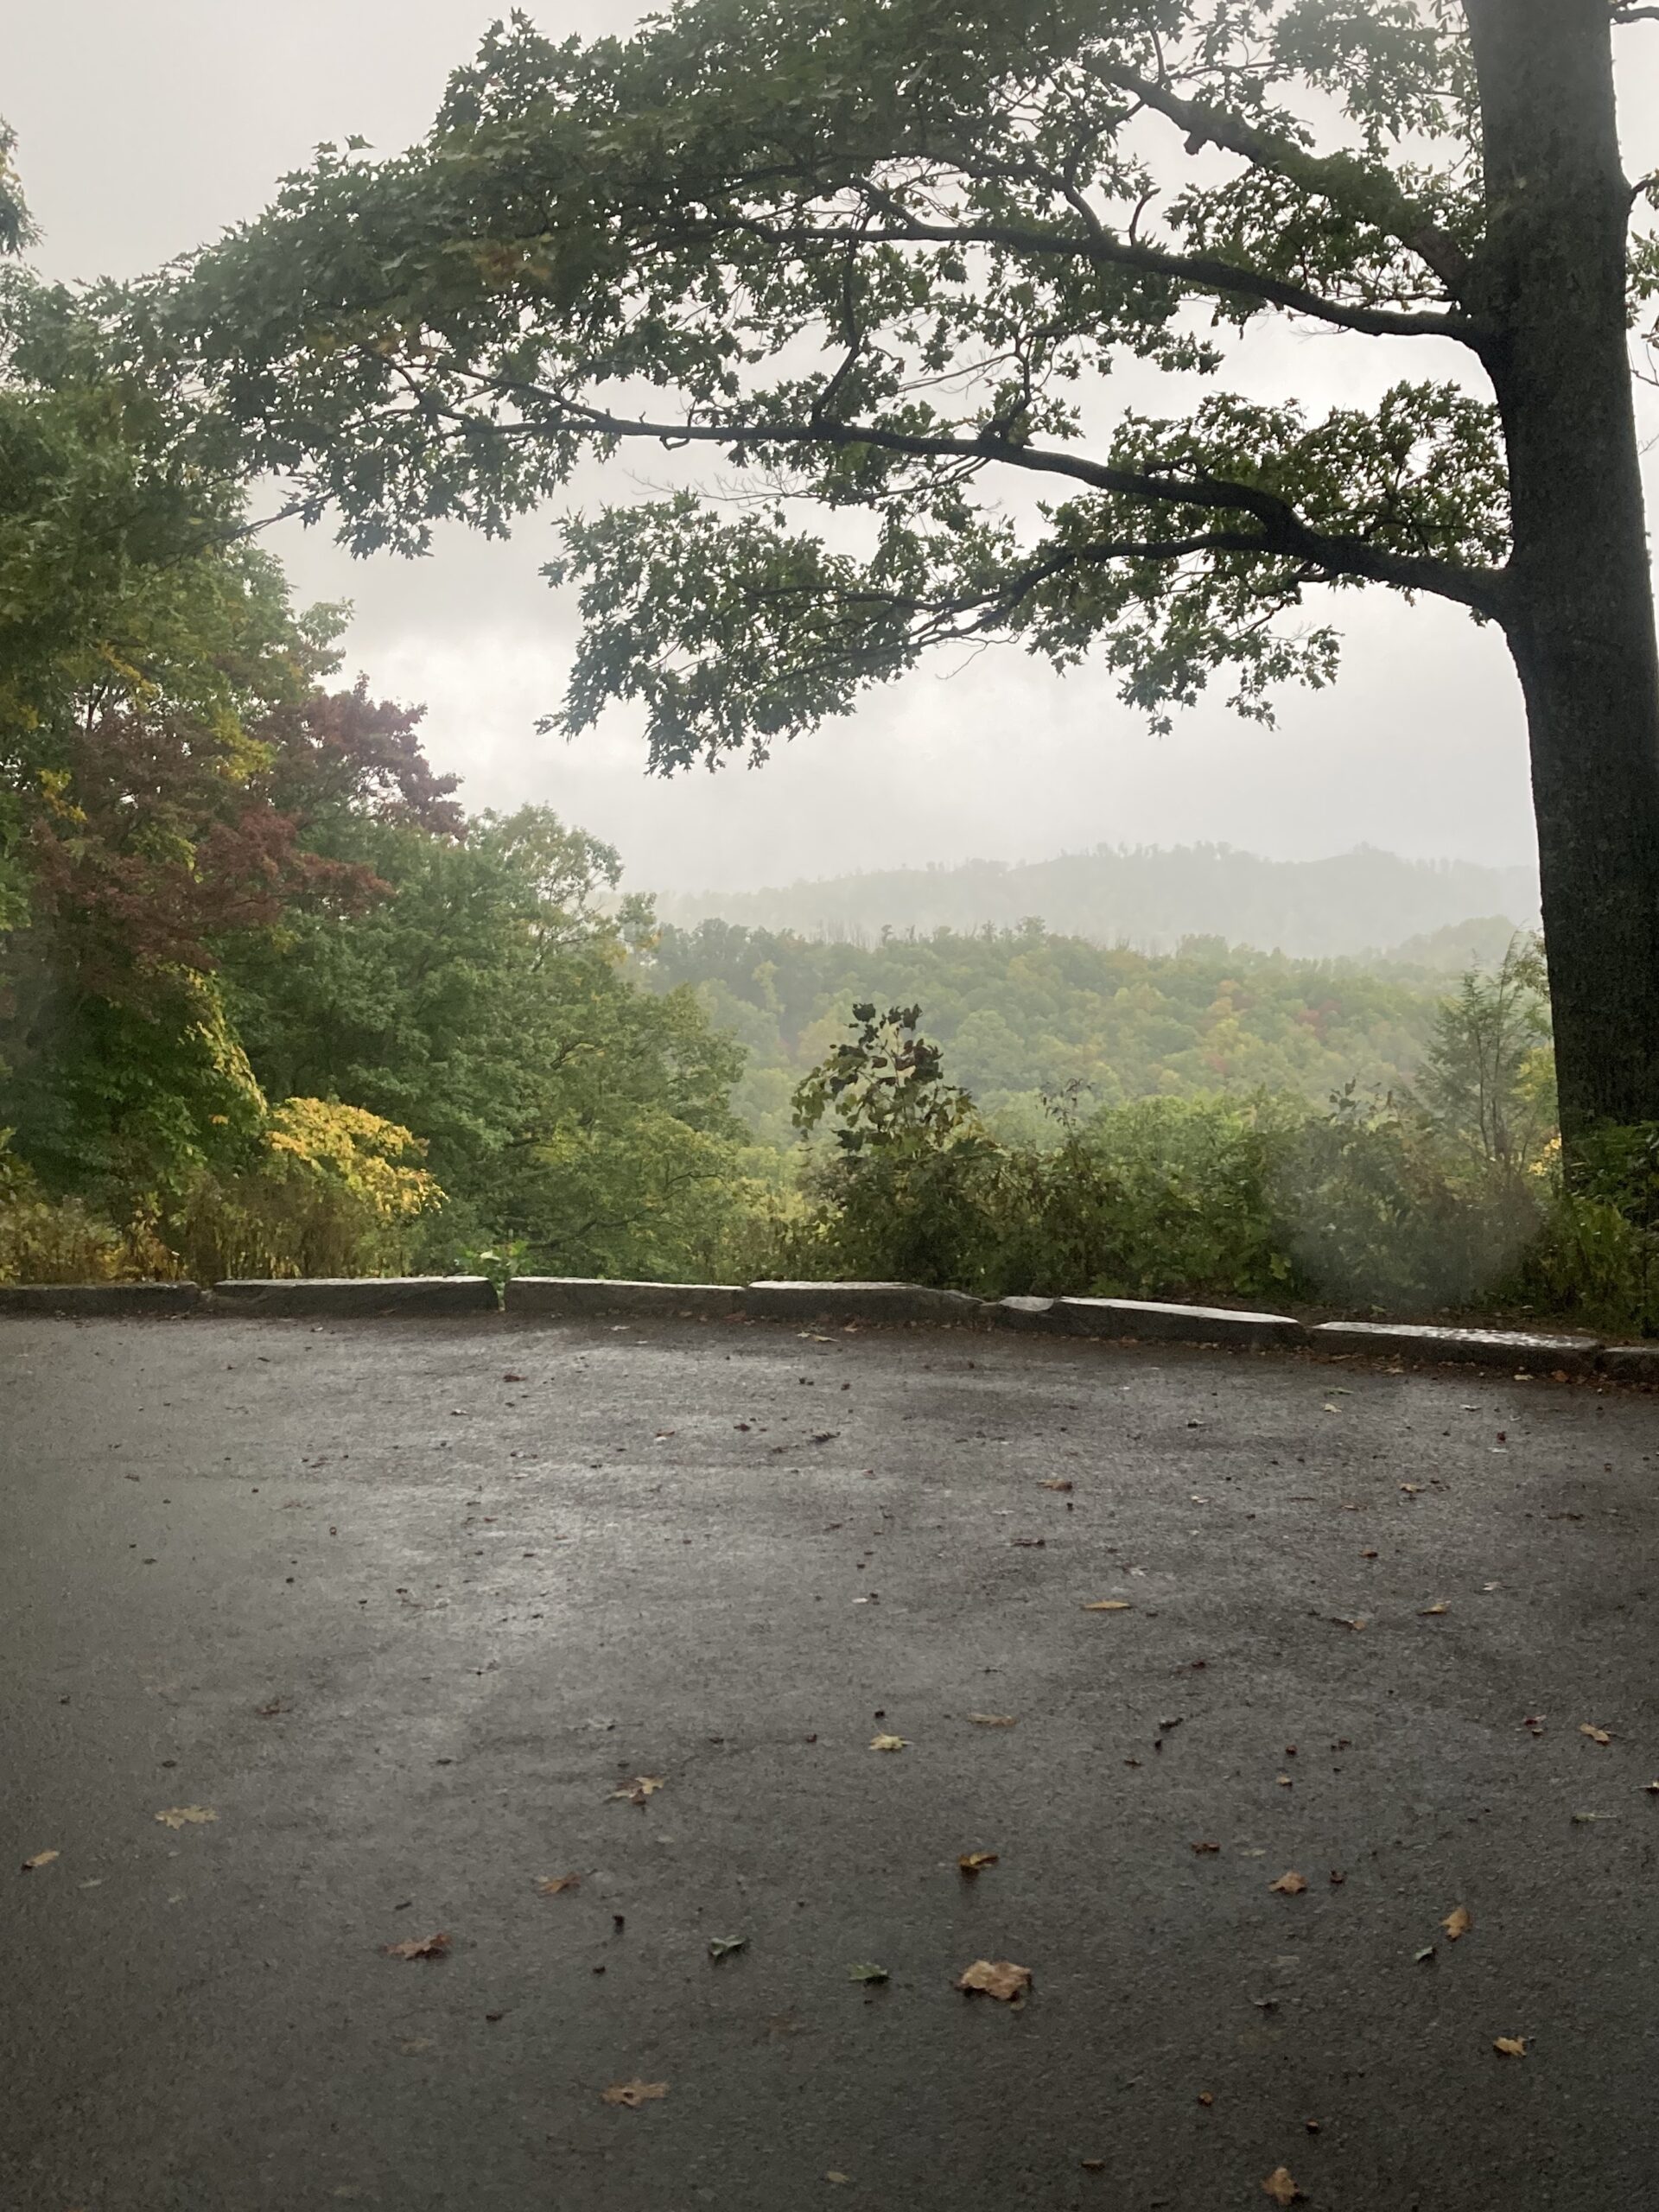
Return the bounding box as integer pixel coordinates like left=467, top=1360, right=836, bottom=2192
left=154, top=1807, right=217, bottom=1829
left=957, top=1851, right=1000, bottom=1875
left=536, top=1872, right=582, bottom=1895
left=1420, top=1602, right=1450, bottom=1617
left=1442, top=1904, right=1472, bottom=1941
left=870, top=1733, right=907, bottom=1751
left=1275, top=1773, right=1294, bottom=1787
left=610, top=1777, right=665, bottom=1804
left=1332, top=1616, right=1369, bottom=1631
left=1268, top=1872, right=1308, bottom=1895
left=1493, top=2037, right=1527, bottom=2058
left=956, top=1958, right=1032, bottom=2000
left=384, top=1931, right=450, bottom=1960
left=1081, top=1599, right=1132, bottom=1612
left=1580, top=1724, right=1613, bottom=1745
left=1400, top=1482, right=1424, bottom=1495
left=22, top=1850, right=59, bottom=1872
left=601, top=2079, right=668, bottom=2107
left=825, top=2175, right=850, bottom=2186
left=968, top=1713, right=1016, bottom=1727
left=1262, top=2167, right=1302, bottom=2205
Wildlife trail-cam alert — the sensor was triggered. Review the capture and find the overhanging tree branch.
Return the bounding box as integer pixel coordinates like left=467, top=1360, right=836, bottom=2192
left=846, top=203, right=1484, bottom=346
left=1097, top=67, right=1472, bottom=295
left=493, top=379, right=1509, bottom=618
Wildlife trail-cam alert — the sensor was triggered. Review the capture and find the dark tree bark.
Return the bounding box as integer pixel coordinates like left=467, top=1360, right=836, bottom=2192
left=1467, top=0, right=1659, bottom=1146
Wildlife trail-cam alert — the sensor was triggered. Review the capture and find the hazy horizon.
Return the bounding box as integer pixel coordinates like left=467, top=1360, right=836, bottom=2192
left=10, top=3, right=1658, bottom=892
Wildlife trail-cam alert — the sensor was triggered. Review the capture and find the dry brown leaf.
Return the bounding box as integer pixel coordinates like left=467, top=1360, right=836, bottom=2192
left=610, top=1776, right=665, bottom=1804
left=957, top=1851, right=1000, bottom=1876
left=536, top=1873, right=582, bottom=1895
left=956, top=1958, right=1033, bottom=2001
left=1262, top=2167, right=1302, bottom=2205
left=1401, top=1482, right=1424, bottom=1495
left=1197, top=2091, right=1215, bottom=2107
left=22, top=1849, right=59, bottom=1872
left=869, top=1733, right=907, bottom=1752
left=154, top=1807, right=217, bottom=1829
left=1493, top=2037, right=1528, bottom=2058
left=601, top=2079, right=668, bottom=2107
left=1038, top=1478, right=1074, bottom=1492
left=1275, top=1773, right=1294, bottom=1787
left=1420, top=1602, right=1450, bottom=1617
left=1081, top=1599, right=1132, bottom=1612
left=968, top=1713, right=1016, bottom=1728
left=1332, top=1616, right=1370, bottom=1631
left=385, top=1931, right=450, bottom=1961
left=1645, top=1781, right=1659, bottom=1795
left=1442, top=1904, right=1472, bottom=1941
left=1191, top=1840, right=1221, bottom=1855
left=1580, top=1724, right=1614, bottom=1745
left=1268, top=1872, right=1309, bottom=1896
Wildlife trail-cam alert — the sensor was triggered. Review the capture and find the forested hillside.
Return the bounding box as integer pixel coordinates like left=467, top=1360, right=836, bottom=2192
left=657, top=847, right=1536, bottom=959
left=641, top=920, right=1484, bottom=1147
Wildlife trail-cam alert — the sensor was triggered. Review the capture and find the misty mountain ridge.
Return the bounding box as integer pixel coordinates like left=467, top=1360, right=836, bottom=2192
left=657, top=842, right=1539, bottom=964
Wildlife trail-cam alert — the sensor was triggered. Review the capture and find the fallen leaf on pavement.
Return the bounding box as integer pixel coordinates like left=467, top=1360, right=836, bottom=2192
left=1039, top=1479, right=1074, bottom=1492
left=1415, top=1945, right=1437, bottom=1963
left=1262, top=2166, right=1302, bottom=2205
left=22, top=1850, right=59, bottom=1872
left=709, top=1936, right=747, bottom=1961
left=1493, top=2037, right=1527, bottom=2058
left=536, top=1873, right=582, bottom=1895
left=1191, top=1840, right=1221, bottom=1854
left=958, top=1852, right=1000, bottom=1875
left=1276, top=1773, right=1294, bottom=1787
left=848, top=1961, right=889, bottom=1983
left=825, top=2173, right=850, bottom=2185
left=1420, top=1602, right=1450, bottom=1616
left=869, top=1733, right=907, bottom=1752
left=1580, top=1724, right=1614, bottom=1745
left=610, top=1777, right=665, bottom=1804
left=1572, top=1810, right=1618, bottom=1823
left=1645, top=1782, right=1659, bottom=1795
left=1442, top=1904, right=1472, bottom=1941
left=154, top=1807, right=217, bottom=1829
left=957, top=1959, right=1033, bottom=2000
left=601, top=2079, right=668, bottom=2107
left=1268, top=1872, right=1308, bottom=1895
left=1522, top=1714, right=1546, bottom=1736
left=968, top=1713, right=1016, bottom=1727
left=1332, top=1616, right=1370, bottom=1631
left=1082, top=1599, right=1132, bottom=1612
left=1401, top=1483, right=1424, bottom=1496
left=385, top=1932, right=450, bottom=1961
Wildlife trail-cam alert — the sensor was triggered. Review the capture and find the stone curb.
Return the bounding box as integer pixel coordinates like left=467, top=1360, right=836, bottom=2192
left=0, top=1274, right=1651, bottom=1380
left=0, top=1281, right=201, bottom=1318
left=742, top=1280, right=993, bottom=1327
left=1311, top=1319, right=1603, bottom=1376
left=207, top=1276, right=498, bottom=1318
left=507, top=1277, right=743, bottom=1319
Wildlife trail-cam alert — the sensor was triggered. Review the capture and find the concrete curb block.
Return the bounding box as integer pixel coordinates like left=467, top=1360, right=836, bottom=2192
left=1312, top=1319, right=1602, bottom=1375
left=1058, top=1296, right=1306, bottom=1350
left=508, top=1277, right=744, bottom=1319
left=743, top=1280, right=993, bottom=1327
left=0, top=1281, right=201, bottom=1318
left=208, top=1276, right=498, bottom=1318
left=1596, top=1344, right=1659, bottom=1382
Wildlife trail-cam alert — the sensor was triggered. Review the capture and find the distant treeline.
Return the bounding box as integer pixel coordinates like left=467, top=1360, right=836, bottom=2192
left=656, top=843, right=1537, bottom=961
left=637, top=918, right=1498, bottom=1147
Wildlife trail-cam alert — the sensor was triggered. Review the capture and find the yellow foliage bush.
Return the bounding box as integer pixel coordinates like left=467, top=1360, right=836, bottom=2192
left=172, top=1098, right=445, bottom=1283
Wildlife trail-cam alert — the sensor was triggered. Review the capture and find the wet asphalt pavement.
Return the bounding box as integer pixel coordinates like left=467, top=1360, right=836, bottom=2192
left=3, top=1313, right=1659, bottom=2211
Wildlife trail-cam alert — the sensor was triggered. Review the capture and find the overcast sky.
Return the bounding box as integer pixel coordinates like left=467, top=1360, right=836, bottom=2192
left=10, top=4, right=1659, bottom=893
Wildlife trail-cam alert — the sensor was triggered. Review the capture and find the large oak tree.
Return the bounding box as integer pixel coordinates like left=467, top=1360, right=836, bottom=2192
left=180, top=0, right=1659, bottom=1148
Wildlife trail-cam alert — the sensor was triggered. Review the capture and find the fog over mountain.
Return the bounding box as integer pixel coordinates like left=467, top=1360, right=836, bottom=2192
left=657, top=844, right=1538, bottom=963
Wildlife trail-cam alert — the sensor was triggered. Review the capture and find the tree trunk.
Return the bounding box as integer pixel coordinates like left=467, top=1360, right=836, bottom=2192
left=1465, top=0, right=1659, bottom=1148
